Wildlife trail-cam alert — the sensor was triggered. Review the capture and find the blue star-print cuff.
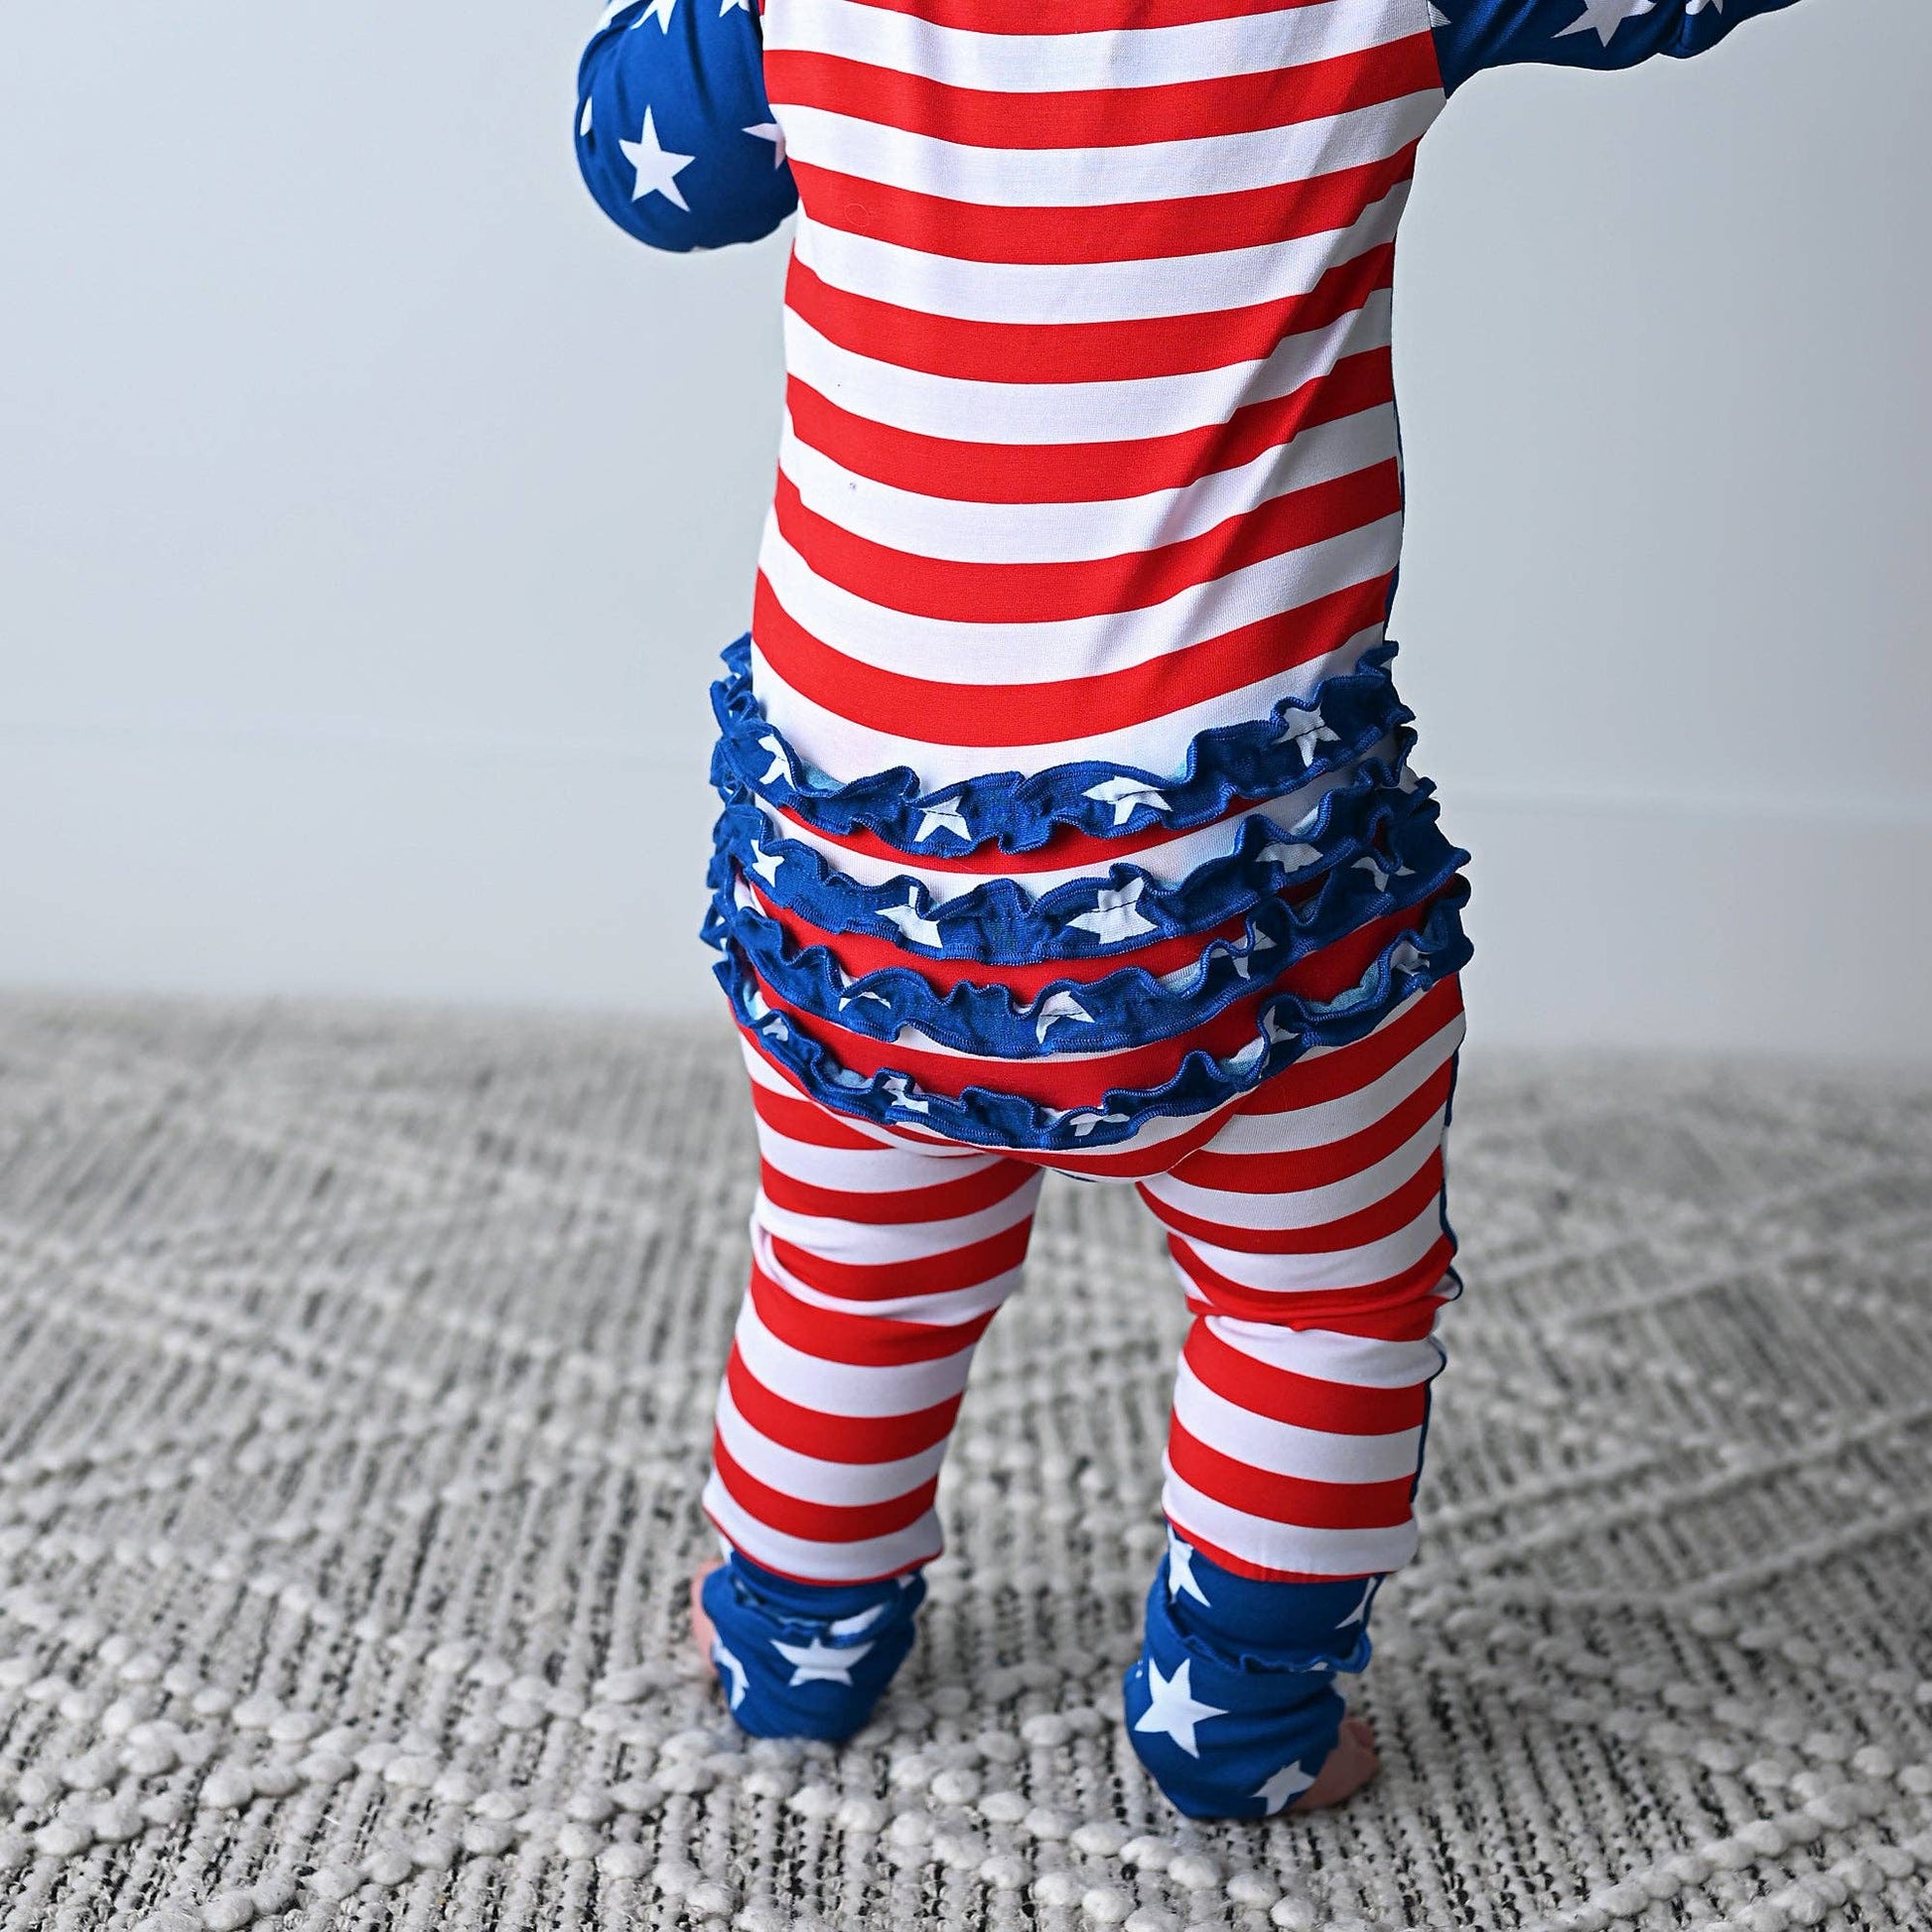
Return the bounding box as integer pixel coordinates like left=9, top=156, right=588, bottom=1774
left=702, top=1554, right=924, bottom=1741
left=1123, top=1531, right=1380, bottom=1819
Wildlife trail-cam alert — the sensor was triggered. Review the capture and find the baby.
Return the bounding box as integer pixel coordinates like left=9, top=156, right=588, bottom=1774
left=574, top=0, right=1800, bottom=1819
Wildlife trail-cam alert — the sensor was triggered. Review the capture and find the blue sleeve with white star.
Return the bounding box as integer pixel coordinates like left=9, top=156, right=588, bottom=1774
left=576, top=0, right=797, bottom=253
left=1429, top=0, right=1804, bottom=94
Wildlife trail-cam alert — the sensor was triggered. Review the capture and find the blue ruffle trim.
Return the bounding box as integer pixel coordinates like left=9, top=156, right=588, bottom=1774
left=715, top=881, right=1471, bottom=1155
left=709, top=755, right=1453, bottom=965
left=710, top=631, right=1413, bottom=854
left=708, top=799, right=1467, bottom=1061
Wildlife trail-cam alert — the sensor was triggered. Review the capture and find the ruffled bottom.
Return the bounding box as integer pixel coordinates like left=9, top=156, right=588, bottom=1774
left=700, top=630, right=1471, bottom=1156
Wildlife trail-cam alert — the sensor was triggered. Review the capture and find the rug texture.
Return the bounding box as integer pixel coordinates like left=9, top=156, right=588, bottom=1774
left=0, top=997, right=1928, bottom=1932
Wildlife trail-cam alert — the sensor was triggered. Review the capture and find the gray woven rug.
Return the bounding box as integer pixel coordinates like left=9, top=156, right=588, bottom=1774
left=0, top=997, right=1928, bottom=1932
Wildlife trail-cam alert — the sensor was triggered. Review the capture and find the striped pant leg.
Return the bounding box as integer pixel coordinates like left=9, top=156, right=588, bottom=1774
left=698, top=1052, right=1044, bottom=1735
left=1121, top=976, right=1466, bottom=1815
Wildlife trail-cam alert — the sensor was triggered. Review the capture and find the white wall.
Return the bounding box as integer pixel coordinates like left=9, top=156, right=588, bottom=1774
left=2, top=0, right=1927, bottom=1057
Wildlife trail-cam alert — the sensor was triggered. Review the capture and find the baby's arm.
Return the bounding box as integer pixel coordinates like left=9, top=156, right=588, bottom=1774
left=575, top=0, right=797, bottom=253
left=1430, top=0, right=1803, bottom=92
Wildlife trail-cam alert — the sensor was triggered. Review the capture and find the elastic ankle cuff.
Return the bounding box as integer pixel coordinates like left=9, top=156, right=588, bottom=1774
left=1122, top=1533, right=1379, bottom=1818
left=702, top=1555, right=924, bottom=1741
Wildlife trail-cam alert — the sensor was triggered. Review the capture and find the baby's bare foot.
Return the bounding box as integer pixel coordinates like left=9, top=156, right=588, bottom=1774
left=691, top=1562, right=724, bottom=1669
left=1289, top=1716, right=1380, bottom=1812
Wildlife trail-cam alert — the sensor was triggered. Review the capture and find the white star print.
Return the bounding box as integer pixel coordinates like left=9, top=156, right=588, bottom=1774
left=1229, top=927, right=1276, bottom=984
left=579, top=96, right=594, bottom=136
left=744, top=120, right=787, bottom=167
left=1032, top=988, right=1094, bottom=1047
left=1166, top=1528, right=1210, bottom=1605
left=1255, top=1758, right=1318, bottom=1812
left=620, top=107, right=695, bottom=208
left=1275, top=708, right=1339, bottom=766
left=712, top=1637, right=748, bottom=1709
left=748, top=844, right=782, bottom=887
left=1336, top=1579, right=1374, bottom=1628
left=883, top=1074, right=930, bottom=1116
left=1064, top=1108, right=1129, bottom=1140
left=757, top=735, right=789, bottom=785
left=876, top=890, right=943, bottom=950
left=771, top=1635, right=874, bottom=1687
left=1558, top=0, right=1656, bottom=44
left=1132, top=1658, right=1226, bottom=1758
left=1082, top=776, right=1170, bottom=827
left=828, top=1602, right=888, bottom=1637
left=1067, top=878, right=1157, bottom=944
left=1258, top=839, right=1321, bottom=873
left=1262, top=1007, right=1299, bottom=1047
left=636, top=0, right=677, bottom=29
left=721, top=0, right=754, bottom=12
left=913, top=795, right=968, bottom=843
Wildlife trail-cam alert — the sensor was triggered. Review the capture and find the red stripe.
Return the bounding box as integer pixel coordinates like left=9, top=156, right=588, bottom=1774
left=1142, top=1147, right=1444, bottom=1253
left=1182, top=1318, right=1428, bottom=1430
left=1166, top=1415, right=1416, bottom=1528
left=789, top=145, right=1418, bottom=266
left=764, top=40, right=1440, bottom=150
left=1238, top=973, right=1463, bottom=1113
left=712, top=1432, right=937, bottom=1543
left=726, top=1345, right=961, bottom=1461
left=1170, top=1057, right=1453, bottom=1192
left=1172, top=1230, right=1456, bottom=1333
left=750, top=1259, right=997, bottom=1359
left=767, top=1215, right=1035, bottom=1301
left=759, top=1150, right=1035, bottom=1225
left=752, top=1079, right=888, bottom=1149
left=771, top=459, right=1401, bottom=622
left=753, top=569, right=1391, bottom=740
left=782, top=349, right=1393, bottom=503
left=784, top=248, right=1397, bottom=386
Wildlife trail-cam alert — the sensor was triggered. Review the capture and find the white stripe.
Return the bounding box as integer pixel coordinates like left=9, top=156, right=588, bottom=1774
left=750, top=632, right=1388, bottom=799
left=791, top=179, right=1410, bottom=325
left=756, top=511, right=1401, bottom=680
left=775, top=89, right=1438, bottom=206
left=1202, top=1009, right=1465, bottom=1155
left=715, top=1379, right=947, bottom=1506
left=765, top=0, right=1422, bottom=93
left=734, top=1294, right=976, bottom=1414
left=755, top=1214, right=1030, bottom=1327
left=1162, top=1467, right=1419, bottom=1576
left=1170, top=1356, right=1423, bottom=1483
left=1144, top=1105, right=1447, bottom=1228
left=782, top=285, right=1392, bottom=447
left=1169, top=1200, right=1446, bottom=1294
left=1201, top=1313, right=1447, bottom=1391
left=754, top=1114, right=1006, bottom=1191
left=780, top=405, right=1396, bottom=565
left=704, top=1475, right=942, bottom=1581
